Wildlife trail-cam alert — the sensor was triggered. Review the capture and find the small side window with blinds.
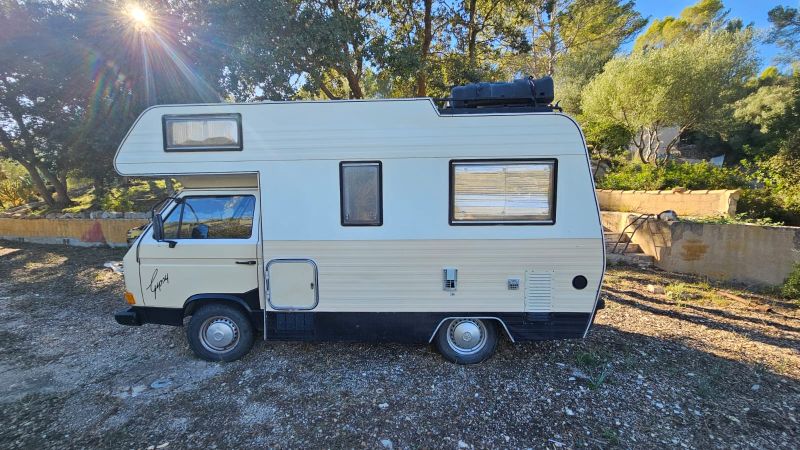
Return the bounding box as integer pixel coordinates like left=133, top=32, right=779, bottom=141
left=340, top=161, right=383, bottom=226
left=162, top=114, right=242, bottom=152
left=450, top=159, right=556, bottom=225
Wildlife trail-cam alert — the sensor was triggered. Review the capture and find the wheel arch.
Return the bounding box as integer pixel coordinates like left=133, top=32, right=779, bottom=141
left=182, top=292, right=262, bottom=329
left=428, top=316, right=515, bottom=343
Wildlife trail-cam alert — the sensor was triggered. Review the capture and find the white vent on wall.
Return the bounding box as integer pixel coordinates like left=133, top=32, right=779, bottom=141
left=525, top=271, right=553, bottom=312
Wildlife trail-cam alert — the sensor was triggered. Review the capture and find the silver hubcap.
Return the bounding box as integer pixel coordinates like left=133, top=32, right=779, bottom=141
left=200, top=316, right=239, bottom=353
left=446, top=319, right=487, bottom=355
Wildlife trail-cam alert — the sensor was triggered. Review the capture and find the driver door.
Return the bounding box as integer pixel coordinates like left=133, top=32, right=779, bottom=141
left=137, top=191, right=260, bottom=309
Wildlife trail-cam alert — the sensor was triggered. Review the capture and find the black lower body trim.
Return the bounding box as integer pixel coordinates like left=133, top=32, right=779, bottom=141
left=266, top=312, right=592, bottom=343
left=114, top=306, right=184, bottom=327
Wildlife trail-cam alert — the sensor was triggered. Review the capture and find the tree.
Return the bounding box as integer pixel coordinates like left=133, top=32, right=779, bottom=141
left=509, top=0, right=645, bottom=77
left=203, top=0, right=379, bottom=101
left=371, top=0, right=449, bottom=98
left=633, top=0, right=732, bottom=52
left=767, top=5, right=800, bottom=65
left=581, top=29, right=756, bottom=164
left=0, top=1, right=81, bottom=207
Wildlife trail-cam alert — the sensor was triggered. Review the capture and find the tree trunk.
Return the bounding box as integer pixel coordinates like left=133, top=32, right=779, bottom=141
left=16, top=159, right=55, bottom=207
left=467, top=0, right=477, bottom=67
left=344, top=67, right=364, bottom=99
left=165, top=178, right=176, bottom=195
left=416, top=0, right=433, bottom=97
left=36, top=162, right=71, bottom=207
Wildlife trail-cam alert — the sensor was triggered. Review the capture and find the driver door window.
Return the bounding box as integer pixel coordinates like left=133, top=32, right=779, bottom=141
left=162, top=195, right=255, bottom=239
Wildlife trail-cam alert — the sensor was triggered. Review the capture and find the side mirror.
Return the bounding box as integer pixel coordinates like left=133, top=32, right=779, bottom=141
left=151, top=214, right=177, bottom=248
left=152, top=213, right=164, bottom=241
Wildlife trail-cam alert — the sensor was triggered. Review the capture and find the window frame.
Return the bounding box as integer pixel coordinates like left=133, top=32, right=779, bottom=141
left=339, top=161, right=384, bottom=227
left=160, top=194, right=257, bottom=240
left=448, top=158, right=558, bottom=226
left=162, top=113, right=243, bottom=152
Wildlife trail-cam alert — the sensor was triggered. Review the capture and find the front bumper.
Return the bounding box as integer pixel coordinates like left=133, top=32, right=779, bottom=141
left=114, top=307, right=142, bottom=326
left=114, top=306, right=184, bottom=326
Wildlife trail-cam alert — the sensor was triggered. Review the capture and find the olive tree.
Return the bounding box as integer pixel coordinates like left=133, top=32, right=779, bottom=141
left=580, top=29, right=756, bottom=164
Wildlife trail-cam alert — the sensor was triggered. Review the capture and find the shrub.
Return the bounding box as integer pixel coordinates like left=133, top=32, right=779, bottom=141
left=0, top=160, right=36, bottom=209
left=782, top=264, right=800, bottom=300
left=737, top=189, right=800, bottom=226
left=597, top=161, right=745, bottom=191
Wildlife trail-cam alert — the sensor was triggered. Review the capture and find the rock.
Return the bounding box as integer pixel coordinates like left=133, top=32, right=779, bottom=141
left=751, top=384, right=760, bottom=391
left=89, top=211, right=103, bottom=219
left=109, top=212, right=124, bottom=219
left=150, top=378, right=172, bottom=389
left=156, top=443, right=169, bottom=449
left=646, top=284, right=665, bottom=294
left=100, top=212, right=112, bottom=219
left=380, top=439, right=393, bottom=449
left=378, top=402, right=389, bottom=410
left=131, top=385, right=147, bottom=396
left=457, top=440, right=469, bottom=449
left=565, top=407, right=575, bottom=416
left=45, top=213, right=59, bottom=219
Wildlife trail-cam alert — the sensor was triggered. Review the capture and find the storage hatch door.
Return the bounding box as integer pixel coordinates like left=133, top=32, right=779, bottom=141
left=267, top=259, right=318, bottom=310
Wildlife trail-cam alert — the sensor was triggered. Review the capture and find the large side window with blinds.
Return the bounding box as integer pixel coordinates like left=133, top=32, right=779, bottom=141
left=449, top=159, right=556, bottom=225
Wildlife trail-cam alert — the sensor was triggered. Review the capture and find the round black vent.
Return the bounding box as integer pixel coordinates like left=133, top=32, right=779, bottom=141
left=572, top=275, right=588, bottom=290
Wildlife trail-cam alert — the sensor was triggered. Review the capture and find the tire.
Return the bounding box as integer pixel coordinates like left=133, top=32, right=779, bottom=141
left=186, top=303, right=255, bottom=362
left=434, top=318, right=498, bottom=364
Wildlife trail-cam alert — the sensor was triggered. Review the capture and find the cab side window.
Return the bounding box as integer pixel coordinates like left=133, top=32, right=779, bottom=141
left=161, top=195, right=256, bottom=239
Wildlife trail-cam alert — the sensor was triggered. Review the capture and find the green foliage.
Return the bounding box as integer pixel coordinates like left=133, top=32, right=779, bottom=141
left=583, top=121, right=632, bottom=161
left=766, top=5, right=800, bottom=64
left=0, top=159, right=36, bottom=208
left=99, top=180, right=169, bottom=212
left=597, top=161, right=744, bottom=191
left=782, top=264, right=800, bottom=300
left=633, top=0, right=730, bottom=52
left=737, top=189, right=800, bottom=226
left=582, top=28, right=756, bottom=164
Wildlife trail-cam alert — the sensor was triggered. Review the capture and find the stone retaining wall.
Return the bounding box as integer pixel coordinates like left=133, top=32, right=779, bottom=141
left=597, top=189, right=741, bottom=217
left=603, top=212, right=800, bottom=286
left=0, top=217, right=148, bottom=248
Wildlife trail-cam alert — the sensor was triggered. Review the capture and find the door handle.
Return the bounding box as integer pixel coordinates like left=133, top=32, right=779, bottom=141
left=235, top=260, right=257, bottom=265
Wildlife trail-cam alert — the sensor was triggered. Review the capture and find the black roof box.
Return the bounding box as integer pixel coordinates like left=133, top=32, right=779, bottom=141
left=449, top=76, right=554, bottom=108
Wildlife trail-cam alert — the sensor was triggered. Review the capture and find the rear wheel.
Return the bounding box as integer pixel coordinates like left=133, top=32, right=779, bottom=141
left=187, top=304, right=254, bottom=362
left=434, top=318, right=498, bottom=364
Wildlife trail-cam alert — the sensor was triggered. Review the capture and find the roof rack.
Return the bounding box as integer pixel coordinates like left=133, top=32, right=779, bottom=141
left=435, top=76, right=559, bottom=115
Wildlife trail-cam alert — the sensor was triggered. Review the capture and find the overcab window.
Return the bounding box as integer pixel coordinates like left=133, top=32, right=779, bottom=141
left=450, top=159, right=556, bottom=225
left=162, top=195, right=256, bottom=239
left=163, top=114, right=242, bottom=152
left=340, top=161, right=382, bottom=226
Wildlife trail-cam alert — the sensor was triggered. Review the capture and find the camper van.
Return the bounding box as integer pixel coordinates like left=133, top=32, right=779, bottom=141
left=113, top=77, right=605, bottom=364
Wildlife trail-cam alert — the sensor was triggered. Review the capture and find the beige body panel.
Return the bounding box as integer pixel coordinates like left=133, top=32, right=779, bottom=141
left=263, top=239, right=603, bottom=313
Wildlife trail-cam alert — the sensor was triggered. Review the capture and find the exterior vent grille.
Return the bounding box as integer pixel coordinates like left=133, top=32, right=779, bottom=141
left=525, top=271, right=553, bottom=312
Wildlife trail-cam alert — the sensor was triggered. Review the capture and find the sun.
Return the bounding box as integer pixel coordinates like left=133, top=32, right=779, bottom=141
left=126, top=4, right=151, bottom=29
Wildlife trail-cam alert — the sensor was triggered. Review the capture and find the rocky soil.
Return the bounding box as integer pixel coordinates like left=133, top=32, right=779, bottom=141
left=0, top=240, right=798, bottom=449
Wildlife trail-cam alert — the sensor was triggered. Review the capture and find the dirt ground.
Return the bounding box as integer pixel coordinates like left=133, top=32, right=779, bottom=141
left=0, top=240, right=798, bottom=449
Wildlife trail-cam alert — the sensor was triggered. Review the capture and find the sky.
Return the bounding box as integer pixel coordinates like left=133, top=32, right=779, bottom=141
left=626, top=0, right=797, bottom=69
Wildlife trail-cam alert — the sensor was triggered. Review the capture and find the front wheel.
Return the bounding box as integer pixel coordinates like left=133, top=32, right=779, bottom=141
left=434, top=318, right=498, bottom=364
left=187, top=304, right=254, bottom=362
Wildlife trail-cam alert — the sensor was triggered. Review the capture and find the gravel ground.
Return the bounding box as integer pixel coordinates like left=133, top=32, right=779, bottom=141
left=0, top=240, right=798, bottom=449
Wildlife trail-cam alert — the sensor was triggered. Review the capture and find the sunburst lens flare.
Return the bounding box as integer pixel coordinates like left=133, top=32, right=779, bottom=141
left=126, top=4, right=151, bottom=29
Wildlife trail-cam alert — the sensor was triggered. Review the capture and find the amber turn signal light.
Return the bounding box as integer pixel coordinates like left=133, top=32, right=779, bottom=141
left=124, top=291, right=136, bottom=305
